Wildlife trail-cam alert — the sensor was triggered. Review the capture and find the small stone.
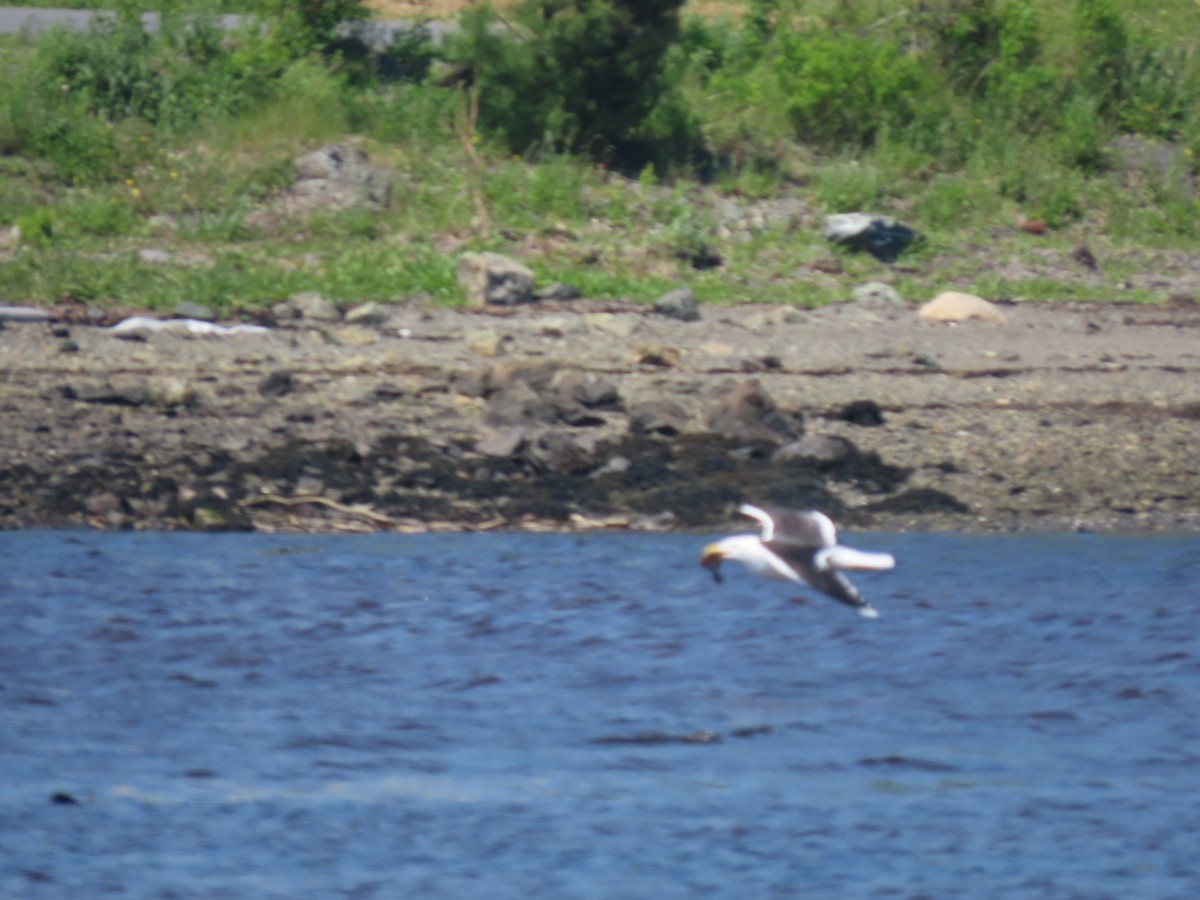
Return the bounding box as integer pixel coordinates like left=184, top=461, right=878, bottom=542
left=151, top=378, right=195, bottom=408
left=65, top=383, right=150, bottom=406
left=259, top=370, right=294, bottom=397
left=629, top=400, right=690, bottom=436
left=772, top=435, right=852, bottom=463
left=534, top=282, right=582, bottom=301
left=468, top=331, right=512, bottom=358
left=486, top=381, right=555, bottom=426
left=635, top=344, right=682, bottom=368
left=289, top=292, right=341, bottom=321
left=326, top=325, right=378, bottom=346
left=745, top=306, right=807, bottom=330
left=533, top=315, right=587, bottom=338
left=476, top=426, right=528, bottom=458
left=84, top=491, right=123, bottom=516
left=526, top=430, right=602, bottom=475
left=344, top=301, right=392, bottom=326
left=918, top=291, right=1007, bottom=324
left=840, top=399, right=885, bottom=427
left=852, top=281, right=904, bottom=305
left=652, top=288, right=701, bottom=322
left=584, top=313, right=639, bottom=338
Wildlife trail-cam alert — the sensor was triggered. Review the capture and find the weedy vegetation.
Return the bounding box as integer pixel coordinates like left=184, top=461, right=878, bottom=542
left=0, top=0, right=1197, bottom=312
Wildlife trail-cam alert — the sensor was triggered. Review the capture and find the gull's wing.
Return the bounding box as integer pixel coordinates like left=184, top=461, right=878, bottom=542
left=784, top=556, right=875, bottom=614
left=737, top=503, right=776, bottom=541
left=764, top=541, right=881, bottom=618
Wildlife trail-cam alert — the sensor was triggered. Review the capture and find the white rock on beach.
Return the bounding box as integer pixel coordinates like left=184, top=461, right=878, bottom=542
left=918, top=291, right=1007, bottom=324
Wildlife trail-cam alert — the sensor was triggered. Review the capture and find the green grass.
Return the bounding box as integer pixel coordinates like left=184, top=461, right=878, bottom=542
left=0, top=0, right=1197, bottom=312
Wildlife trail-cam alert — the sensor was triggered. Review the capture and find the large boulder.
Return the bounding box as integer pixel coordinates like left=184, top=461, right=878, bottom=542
left=707, top=380, right=800, bottom=445
left=458, top=252, right=536, bottom=307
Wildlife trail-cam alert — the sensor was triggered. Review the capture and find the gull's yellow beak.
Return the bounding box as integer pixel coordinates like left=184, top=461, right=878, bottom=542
left=700, top=544, right=726, bottom=584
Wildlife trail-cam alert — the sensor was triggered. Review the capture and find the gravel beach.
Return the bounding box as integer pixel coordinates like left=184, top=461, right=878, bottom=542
left=2, top=297, right=1199, bottom=534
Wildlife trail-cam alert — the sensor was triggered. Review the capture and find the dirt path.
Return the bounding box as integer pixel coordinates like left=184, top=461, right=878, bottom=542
left=2, top=297, right=1199, bottom=534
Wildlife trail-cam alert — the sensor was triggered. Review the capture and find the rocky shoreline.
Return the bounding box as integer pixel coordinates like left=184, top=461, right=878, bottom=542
left=2, top=295, right=1199, bottom=535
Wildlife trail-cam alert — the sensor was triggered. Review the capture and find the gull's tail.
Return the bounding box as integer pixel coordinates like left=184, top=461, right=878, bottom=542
left=816, top=546, right=896, bottom=572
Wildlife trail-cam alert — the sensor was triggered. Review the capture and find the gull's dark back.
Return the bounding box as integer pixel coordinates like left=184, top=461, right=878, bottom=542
left=761, top=508, right=836, bottom=549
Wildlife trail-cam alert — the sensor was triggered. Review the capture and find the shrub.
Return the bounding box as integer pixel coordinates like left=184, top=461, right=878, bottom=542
left=771, top=29, right=927, bottom=150
left=448, top=0, right=695, bottom=171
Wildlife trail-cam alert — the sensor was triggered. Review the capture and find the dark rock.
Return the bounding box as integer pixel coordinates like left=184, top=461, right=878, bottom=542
left=1072, top=245, right=1099, bottom=271
left=259, top=370, right=294, bottom=398
left=635, top=344, right=683, bottom=368
left=824, top=212, right=920, bottom=263
left=865, top=487, right=968, bottom=515
left=652, top=288, right=702, bottom=322
left=840, top=400, right=885, bottom=427
left=686, top=245, right=723, bottom=270
left=63, top=383, right=151, bottom=406
left=486, top=380, right=556, bottom=426
left=548, top=369, right=621, bottom=411
left=525, top=430, right=602, bottom=475
left=707, top=380, right=800, bottom=444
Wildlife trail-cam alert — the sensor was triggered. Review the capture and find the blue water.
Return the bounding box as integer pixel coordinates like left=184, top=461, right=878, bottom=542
left=2, top=530, right=1198, bottom=898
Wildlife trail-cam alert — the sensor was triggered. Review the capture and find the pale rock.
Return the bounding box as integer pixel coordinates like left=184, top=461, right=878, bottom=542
left=327, top=325, right=378, bottom=346
left=467, top=331, right=513, bottom=358
left=584, top=313, right=639, bottom=338
left=287, top=292, right=341, bottom=321
left=852, top=281, right=904, bottom=305
left=476, top=426, right=528, bottom=458
left=918, top=291, right=1007, bottom=324
left=150, top=377, right=196, bottom=408
left=344, top=301, right=393, bottom=326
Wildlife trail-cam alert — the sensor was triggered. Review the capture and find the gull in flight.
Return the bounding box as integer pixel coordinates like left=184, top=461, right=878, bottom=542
left=700, top=504, right=895, bottom=618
